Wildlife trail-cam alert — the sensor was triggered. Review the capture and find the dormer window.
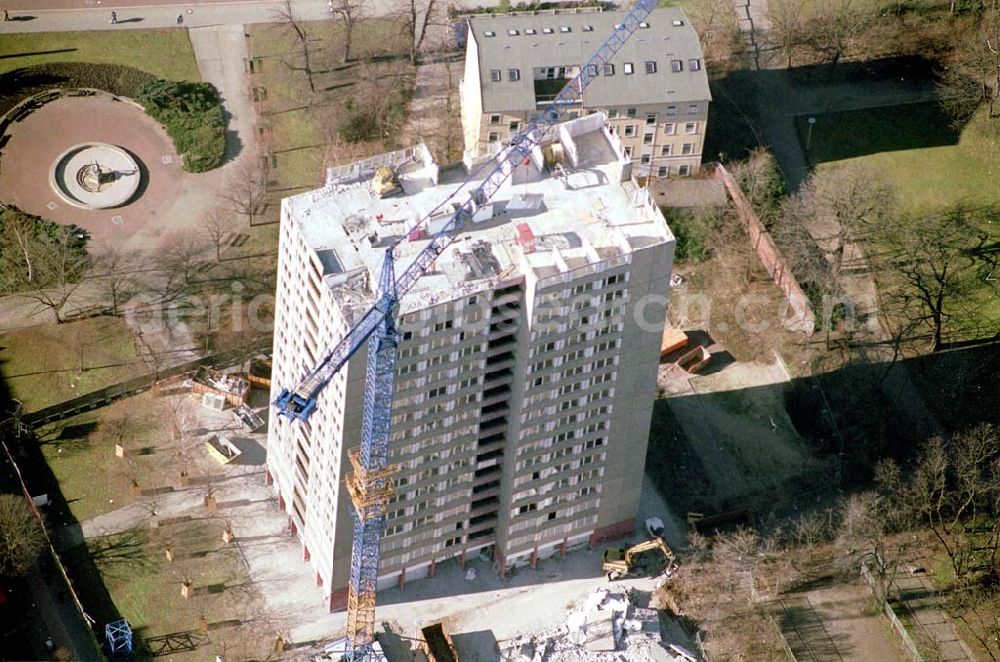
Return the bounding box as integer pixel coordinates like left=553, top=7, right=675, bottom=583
left=639, top=21, right=649, bottom=28
left=490, top=69, right=501, bottom=82
left=560, top=26, right=571, bottom=32
left=542, top=27, right=554, bottom=34
left=508, top=29, right=519, bottom=36
left=672, top=19, right=684, bottom=26
left=525, top=28, right=536, bottom=35
left=582, top=25, right=593, bottom=31
left=484, top=30, right=496, bottom=37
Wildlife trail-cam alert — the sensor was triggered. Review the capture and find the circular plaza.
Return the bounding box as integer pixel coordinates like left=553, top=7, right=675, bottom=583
left=0, top=93, right=184, bottom=245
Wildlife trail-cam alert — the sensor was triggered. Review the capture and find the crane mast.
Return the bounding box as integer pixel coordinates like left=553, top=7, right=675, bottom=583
left=273, top=1, right=657, bottom=658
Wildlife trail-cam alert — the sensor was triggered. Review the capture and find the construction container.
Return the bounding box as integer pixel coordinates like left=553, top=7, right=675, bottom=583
left=421, top=622, right=459, bottom=662
left=660, top=327, right=689, bottom=359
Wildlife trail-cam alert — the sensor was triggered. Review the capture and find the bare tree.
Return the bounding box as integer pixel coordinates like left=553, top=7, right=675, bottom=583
left=871, top=205, right=995, bottom=351
left=768, top=0, right=807, bottom=68
left=92, top=248, right=140, bottom=316
left=939, top=8, right=1000, bottom=123
left=397, top=0, right=441, bottom=64
left=802, top=0, right=873, bottom=66
left=161, top=395, right=194, bottom=478
left=331, top=0, right=366, bottom=63
left=275, top=0, right=317, bottom=93
left=0, top=494, right=45, bottom=576
left=18, top=227, right=90, bottom=323
left=688, top=0, right=741, bottom=66
left=156, top=233, right=210, bottom=294
left=881, top=425, right=1000, bottom=579
left=947, top=582, right=1000, bottom=661
left=221, top=159, right=268, bottom=227
left=200, top=208, right=234, bottom=262
left=1, top=205, right=36, bottom=284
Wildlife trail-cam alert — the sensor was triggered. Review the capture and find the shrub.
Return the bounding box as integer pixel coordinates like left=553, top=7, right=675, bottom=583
left=0, top=206, right=89, bottom=294
left=0, top=62, right=156, bottom=117
left=661, top=206, right=721, bottom=263
left=137, top=79, right=227, bottom=173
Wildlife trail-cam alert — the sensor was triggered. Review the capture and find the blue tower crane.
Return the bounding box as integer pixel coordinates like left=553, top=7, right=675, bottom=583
left=273, top=1, right=657, bottom=657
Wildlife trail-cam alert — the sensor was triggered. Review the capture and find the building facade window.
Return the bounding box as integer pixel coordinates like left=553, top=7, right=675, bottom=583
left=645, top=113, right=657, bottom=125
left=488, top=132, right=499, bottom=142
left=640, top=154, right=651, bottom=164
left=664, top=123, right=676, bottom=135
left=658, top=166, right=669, bottom=177
left=489, top=114, right=501, bottom=125
left=509, top=121, right=520, bottom=131
left=684, top=122, right=697, bottom=134
left=679, top=164, right=691, bottom=176
left=681, top=142, right=693, bottom=155
left=626, top=108, right=637, bottom=118
left=509, top=68, right=521, bottom=81
left=660, top=144, right=672, bottom=155
left=666, top=105, right=676, bottom=115
left=687, top=104, right=699, bottom=114
left=607, top=108, right=619, bottom=119
left=643, top=134, right=653, bottom=145
left=624, top=124, right=636, bottom=137
left=490, top=69, right=501, bottom=82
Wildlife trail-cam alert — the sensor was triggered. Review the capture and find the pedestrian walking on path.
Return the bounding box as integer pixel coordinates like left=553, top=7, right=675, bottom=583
left=176, top=13, right=183, bottom=25
left=3, top=9, right=10, bottom=21
left=110, top=10, right=117, bottom=24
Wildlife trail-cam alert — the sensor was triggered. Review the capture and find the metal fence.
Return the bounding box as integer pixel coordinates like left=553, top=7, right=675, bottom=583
left=860, top=563, right=924, bottom=662
left=22, top=340, right=273, bottom=427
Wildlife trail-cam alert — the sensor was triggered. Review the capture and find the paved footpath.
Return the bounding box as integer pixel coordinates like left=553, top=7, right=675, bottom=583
left=0, top=0, right=501, bottom=32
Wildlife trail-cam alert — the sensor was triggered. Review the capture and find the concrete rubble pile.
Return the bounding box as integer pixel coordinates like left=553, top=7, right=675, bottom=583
left=502, top=587, right=695, bottom=662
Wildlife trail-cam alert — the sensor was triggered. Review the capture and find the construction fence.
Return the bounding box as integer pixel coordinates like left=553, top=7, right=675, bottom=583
left=22, top=340, right=273, bottom=427
left=714, top=163, right=815, bottom=335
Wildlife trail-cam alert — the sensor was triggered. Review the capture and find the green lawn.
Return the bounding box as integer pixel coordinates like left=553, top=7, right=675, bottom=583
left=60, top=519, right=265, bottom=660
left=246, top=19, right=412, bottom=192
left=0, top=316, right=148, bottom=411
left=801, top=104, right=1000, bottom=213
left=0, top=29, right=200, bottom=81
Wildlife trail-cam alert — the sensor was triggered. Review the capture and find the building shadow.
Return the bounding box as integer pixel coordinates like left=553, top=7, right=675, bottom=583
left=702, top=56, right=971, bottom=167
left=227, top=436, right=266, bottom=465
left=647, top=340, right=1000, bottom=519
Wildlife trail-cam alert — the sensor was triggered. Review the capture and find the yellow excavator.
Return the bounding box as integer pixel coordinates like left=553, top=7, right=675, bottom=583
left=371, top=166, right=401, bottom=198
left=602, top=538, right=676, bottom=581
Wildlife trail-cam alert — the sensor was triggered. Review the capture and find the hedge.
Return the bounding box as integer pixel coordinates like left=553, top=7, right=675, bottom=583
left=0, top=62, right=156, bottom=118
left=137, top=79, right=227, bottom=173
left=0, top=64, right=227, bottom=174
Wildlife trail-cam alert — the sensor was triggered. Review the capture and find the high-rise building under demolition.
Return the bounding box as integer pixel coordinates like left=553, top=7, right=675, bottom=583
left=267, top=114, right=675, bottom=610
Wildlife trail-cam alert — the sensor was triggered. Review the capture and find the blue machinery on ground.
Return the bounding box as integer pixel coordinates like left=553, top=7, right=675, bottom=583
left=105, top=619, right=133, bottom=660
left=273, top=1, right=657, bottom=658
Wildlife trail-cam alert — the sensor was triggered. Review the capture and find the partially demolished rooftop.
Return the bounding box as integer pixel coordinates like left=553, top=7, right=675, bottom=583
left=281, top=113, right=673, bottom=318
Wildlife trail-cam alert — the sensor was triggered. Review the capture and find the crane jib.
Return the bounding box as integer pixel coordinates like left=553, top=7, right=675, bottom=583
left=274, top=0, right=658, bottom=425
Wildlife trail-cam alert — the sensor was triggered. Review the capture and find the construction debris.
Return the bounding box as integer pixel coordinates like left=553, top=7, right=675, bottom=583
left=191, top=366, right=249, bottom=407
left=501, top=586, right=695, bottom=662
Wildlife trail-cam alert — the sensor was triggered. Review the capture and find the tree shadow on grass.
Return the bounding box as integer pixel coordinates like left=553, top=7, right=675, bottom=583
left=89, top=528, right=156, bottom=572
